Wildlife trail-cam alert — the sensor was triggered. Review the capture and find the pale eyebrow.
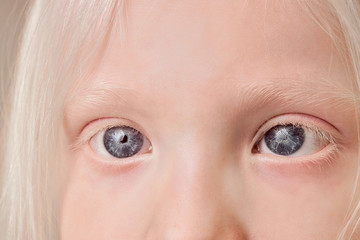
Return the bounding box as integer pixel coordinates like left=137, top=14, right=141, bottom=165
left=64, top=77, right=356, bottom=132
left=234, top=78, right=356, bottom=113
left=66, top=84, right=135, bottom=110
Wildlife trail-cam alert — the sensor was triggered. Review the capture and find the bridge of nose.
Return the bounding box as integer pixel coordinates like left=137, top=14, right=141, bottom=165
left=144, top=130, right=246, bottom=240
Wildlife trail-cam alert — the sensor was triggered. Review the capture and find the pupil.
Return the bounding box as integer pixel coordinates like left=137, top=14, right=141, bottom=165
left=264, top=124, right=305, bottom=156
left=120, top=135, right=128, bottom=143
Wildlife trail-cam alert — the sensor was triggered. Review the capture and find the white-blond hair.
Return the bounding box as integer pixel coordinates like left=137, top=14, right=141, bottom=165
left=0, top=1, right=125, bottom=239
left=0, top=1, right=360, bottom=240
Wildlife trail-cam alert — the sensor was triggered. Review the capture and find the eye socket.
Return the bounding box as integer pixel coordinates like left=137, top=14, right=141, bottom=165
left=253, top=123, right=331, bottom=157
left=90, top=125, right=152, bottom=159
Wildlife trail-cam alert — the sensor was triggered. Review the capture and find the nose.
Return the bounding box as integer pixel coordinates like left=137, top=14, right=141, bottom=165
left=145, top=134, right=246, bottom=240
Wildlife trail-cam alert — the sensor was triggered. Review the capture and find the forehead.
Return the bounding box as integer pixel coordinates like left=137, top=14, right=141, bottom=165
left=83, top=0, right=346, bottom=90
left=67, top=0, right=352, bottom=130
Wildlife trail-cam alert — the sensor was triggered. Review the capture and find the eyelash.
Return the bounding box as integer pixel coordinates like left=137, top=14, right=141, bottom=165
left=72, top=120, right=148, bottom=152
left=76, top=115, right=339, bottom=167
left=253, top=122, right=334, bottom=152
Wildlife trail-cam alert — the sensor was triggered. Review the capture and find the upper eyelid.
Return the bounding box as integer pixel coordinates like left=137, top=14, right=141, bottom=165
left=256, top=124, right=334, bottom=149
left=252, top=114, right=338, bottom=146
left=71, top=123, right=117, bottom=152
left=259, top=123, right=332, bottom=140
left=70, top=118, right=147, bottom=152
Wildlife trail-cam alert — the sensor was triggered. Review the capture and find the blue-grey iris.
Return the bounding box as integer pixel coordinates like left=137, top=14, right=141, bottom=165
left=264, top=124, right=305, bottom=156
left=103, top=126, right=144, bottom=158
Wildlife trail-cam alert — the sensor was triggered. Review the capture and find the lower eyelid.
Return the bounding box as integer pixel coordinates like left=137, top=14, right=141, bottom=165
left=80, top=145, right=153, bottom=175
left=250, top=146, right=341, bottom=186
left=253, top=142, right=340, bottom=170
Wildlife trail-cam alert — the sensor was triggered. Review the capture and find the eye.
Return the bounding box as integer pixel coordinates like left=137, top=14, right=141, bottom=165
left=90, top=126, right=151, bottom=159
left=254, top=123, right=329, bottom=157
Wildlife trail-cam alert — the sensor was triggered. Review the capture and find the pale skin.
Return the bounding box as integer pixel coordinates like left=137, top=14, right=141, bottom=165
left=61, top=0, right=359, bottom=239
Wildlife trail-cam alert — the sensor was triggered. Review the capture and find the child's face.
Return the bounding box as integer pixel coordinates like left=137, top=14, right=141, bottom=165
left=61, top=0, right=359, bottom=239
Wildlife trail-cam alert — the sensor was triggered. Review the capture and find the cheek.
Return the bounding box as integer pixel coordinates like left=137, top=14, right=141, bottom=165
left=60, top=151, right=158, bottom=240
left=241, top=151, right=358, bottom=238
left=60, top=146, right=358, bottom=239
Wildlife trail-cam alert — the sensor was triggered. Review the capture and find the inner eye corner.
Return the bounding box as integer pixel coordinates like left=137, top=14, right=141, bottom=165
left=251, top=141, right=261, bottom=154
